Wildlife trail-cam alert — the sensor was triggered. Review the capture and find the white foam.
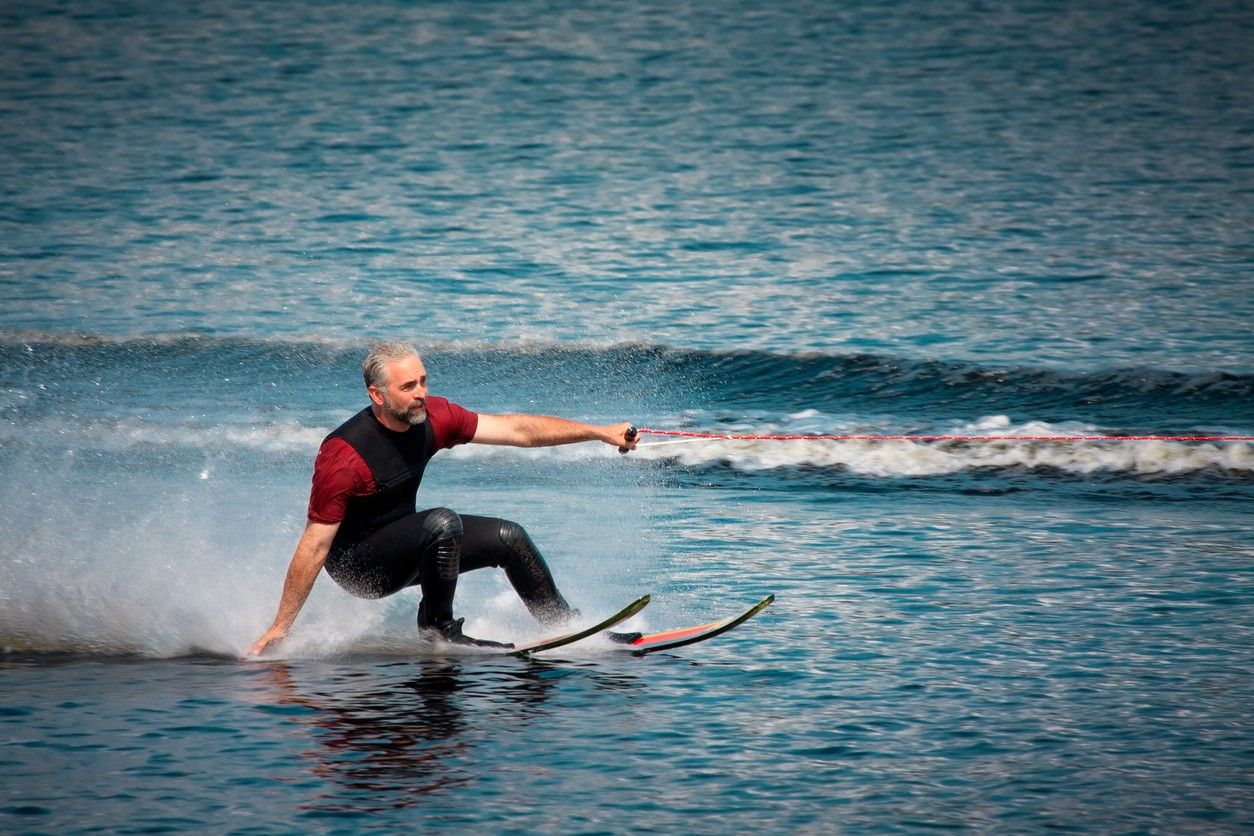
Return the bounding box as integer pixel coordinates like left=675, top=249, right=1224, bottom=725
left=0, top=419, right=651, bottom=658
left=4, top=408, right=1249, bottom=479
left=0, top=416, right=328, bottom=457
left=633, top=416, right=1254, bottom=476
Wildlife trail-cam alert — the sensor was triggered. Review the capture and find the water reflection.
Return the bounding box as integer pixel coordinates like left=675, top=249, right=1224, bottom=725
left=259, top=657, right=622, bottom=814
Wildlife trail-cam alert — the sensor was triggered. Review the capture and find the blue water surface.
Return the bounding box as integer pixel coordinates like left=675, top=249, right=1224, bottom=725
left=2, top=0, right=1252, bottom=832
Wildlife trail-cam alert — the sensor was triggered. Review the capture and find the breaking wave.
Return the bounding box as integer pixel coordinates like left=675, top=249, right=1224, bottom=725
left=2, top=332, right=1250, bottom=480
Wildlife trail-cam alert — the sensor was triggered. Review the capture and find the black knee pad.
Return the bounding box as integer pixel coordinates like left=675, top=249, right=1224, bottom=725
left=422, top=507, right=463, bottom=543
left=422, top=507, right=463, bottom=583
left=497, top=519, right=532, bottom=553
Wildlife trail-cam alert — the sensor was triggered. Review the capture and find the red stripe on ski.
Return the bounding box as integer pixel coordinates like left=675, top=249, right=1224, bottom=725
left=630, top=618, right=725, bottom=646
left=627, top=595, right=774, bottom=655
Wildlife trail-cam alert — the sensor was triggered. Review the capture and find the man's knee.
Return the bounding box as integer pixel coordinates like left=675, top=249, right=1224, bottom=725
left=422, top=507, right=463, bottom=542
left=497, top=519, right=533, bottom=551
left=497, top=519, right=549, bottom=577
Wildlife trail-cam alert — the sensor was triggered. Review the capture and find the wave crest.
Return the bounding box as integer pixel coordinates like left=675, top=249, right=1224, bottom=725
left=635, top=417, right=1254, bottom=477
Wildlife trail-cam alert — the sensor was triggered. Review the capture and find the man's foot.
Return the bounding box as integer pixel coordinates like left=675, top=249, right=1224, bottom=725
left=419, top=617, right=514, bottom=650
left=605, top=630, right=643, bottom=645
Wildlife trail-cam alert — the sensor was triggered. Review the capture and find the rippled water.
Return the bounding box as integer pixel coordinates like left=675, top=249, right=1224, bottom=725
left=3, top=0, right=1252, bottom=369
left=5, top=491, right=1252, bottom=832
left=2, top=0, right=1253, bottom=831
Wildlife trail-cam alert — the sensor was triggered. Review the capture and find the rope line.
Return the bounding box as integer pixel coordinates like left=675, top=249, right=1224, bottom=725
left=635, top=428, right=1254, bottom=443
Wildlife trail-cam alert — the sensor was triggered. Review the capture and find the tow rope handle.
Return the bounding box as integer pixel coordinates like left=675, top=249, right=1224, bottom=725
left=619, top=426, right=638, bottom=454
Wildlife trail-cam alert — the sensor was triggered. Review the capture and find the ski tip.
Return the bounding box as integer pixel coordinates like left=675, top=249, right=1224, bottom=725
left=628, top=592, right=776, bottom=656
left=619, top=593, right=651, bottom=620
left=510, top=593, right=653, bottom=656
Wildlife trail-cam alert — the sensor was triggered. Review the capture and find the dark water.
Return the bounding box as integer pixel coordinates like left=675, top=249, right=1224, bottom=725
left=2, top=0, right=1253, bottom=831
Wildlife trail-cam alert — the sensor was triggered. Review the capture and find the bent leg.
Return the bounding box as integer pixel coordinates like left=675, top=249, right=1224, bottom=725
left=324, top=508, right=463, bottom=627
left=460, top=515, right=575, bottom=624
left=412, top=507, right=462, bottom=628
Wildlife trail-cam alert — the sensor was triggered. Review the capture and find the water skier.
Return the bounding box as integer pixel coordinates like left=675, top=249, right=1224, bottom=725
left=249, top=342, right=638, bottom=654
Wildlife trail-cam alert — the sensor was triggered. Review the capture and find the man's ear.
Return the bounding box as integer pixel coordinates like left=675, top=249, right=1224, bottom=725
left=367, top=385, right=385, bottom=407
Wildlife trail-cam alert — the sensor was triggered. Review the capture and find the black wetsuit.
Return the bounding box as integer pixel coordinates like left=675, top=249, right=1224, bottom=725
left=320, top=407, right=573, bottom=628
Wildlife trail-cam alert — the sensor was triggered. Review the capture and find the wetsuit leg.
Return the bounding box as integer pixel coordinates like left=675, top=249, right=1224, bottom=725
left=459, top=515, right=575, bottom=624
left=324, top=508, right=463, bottom=628
left=411, top=507, right=462, bottom=628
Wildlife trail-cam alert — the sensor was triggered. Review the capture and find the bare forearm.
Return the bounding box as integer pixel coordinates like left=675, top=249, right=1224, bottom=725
left=249, top=519, right=339, bottom=658
left=471, top=413, right=638, bottom=451
left=497, top=415, right=616, bottom=447
left=262, top=521, right=337, bottom=634
left=268, top=541, right=326, bottom=632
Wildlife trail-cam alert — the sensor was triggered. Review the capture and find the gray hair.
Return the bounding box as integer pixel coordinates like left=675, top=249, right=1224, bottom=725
left=362, top=342, right=420, bottom=390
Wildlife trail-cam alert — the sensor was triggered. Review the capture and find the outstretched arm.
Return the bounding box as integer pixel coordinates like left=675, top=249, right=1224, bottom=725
left=248, top=520, right=340, bottom=656
left=472, top=414, right=637, bottom=450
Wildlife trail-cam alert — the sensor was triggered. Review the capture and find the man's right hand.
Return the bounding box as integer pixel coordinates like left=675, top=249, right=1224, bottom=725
left=247, top=520, right=338, bottom=659
left=247, top=626, right=287, bottom=657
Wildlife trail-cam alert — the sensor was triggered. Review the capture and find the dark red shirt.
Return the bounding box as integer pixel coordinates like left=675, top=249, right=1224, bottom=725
left=307, top=397, right=478, bottom=524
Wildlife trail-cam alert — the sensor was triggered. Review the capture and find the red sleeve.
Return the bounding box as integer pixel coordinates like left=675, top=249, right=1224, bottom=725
left=426, top=396, right=479, bottom=450
left=307, top=437, right=376, bottom=524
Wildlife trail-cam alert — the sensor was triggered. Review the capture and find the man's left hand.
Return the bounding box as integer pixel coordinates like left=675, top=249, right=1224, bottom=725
left=612, top=423, right=639, bottom=452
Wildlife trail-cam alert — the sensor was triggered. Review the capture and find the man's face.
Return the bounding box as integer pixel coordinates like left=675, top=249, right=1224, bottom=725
left=372, top=355, right=429, bottom=426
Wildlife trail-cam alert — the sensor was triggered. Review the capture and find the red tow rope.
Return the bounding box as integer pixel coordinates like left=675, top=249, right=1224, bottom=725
left=635, top=428, right=1254, bottom=443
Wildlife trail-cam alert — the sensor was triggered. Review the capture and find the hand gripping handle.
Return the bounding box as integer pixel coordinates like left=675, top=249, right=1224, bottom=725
left=618, top=426, right=638, bottom=454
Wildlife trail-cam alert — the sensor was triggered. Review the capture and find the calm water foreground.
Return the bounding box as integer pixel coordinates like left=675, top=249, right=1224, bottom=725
left=4, top=482, right=1253, bottom=832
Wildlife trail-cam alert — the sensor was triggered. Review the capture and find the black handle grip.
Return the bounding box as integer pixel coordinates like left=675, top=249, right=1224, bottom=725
left=618, top=425, right=638, bottom=454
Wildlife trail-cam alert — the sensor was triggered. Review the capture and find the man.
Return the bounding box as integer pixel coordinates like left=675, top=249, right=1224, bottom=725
left=249, top=342, right=638, bottom=655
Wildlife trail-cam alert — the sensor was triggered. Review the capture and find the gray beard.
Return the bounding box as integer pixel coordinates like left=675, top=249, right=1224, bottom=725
left=382, top=397, right=427, bottom=426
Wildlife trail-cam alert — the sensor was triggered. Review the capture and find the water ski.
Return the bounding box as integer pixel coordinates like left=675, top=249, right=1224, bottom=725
left=511, top=594, right=652, bottom=656
left=620, top=594, right=774, bottom=656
